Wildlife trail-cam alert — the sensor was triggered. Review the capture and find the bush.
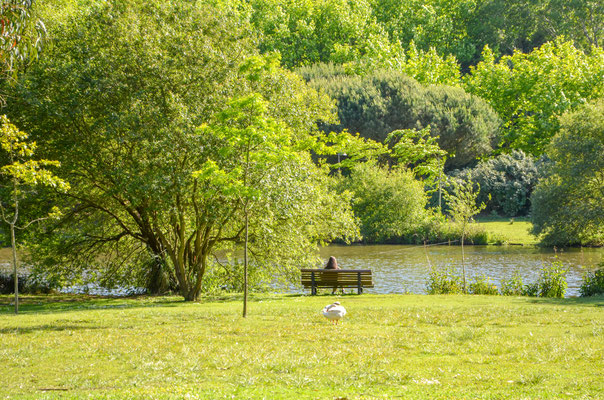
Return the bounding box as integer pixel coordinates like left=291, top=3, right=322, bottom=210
left=426, top=267, right=463, bottom=294
left=537, top=261, right=568, bottom=298
left=500, top=272, right=524, bottom=296
left=308, top=69, right=501, bottom=169
left=521, top=261, right=568, bottom=298
left=469, top=274, right=498, bottom=295
left=339, top=162, right=428, bottom=243
left=451, top=150, right=542, bottom=216
left=580, top=264, right=604, bottom=297
left=404, top=214, right=490, bottom=245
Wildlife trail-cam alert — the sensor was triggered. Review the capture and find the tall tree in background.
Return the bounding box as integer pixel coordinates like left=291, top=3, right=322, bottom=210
left=531, top=99, right=604, bottom=246
left=464, top=40, right=604, bottom=155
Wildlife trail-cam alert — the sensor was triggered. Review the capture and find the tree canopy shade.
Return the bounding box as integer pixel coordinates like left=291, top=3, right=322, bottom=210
left=531, top=99, right=604, bottom=246
left=306, top=69, right=500, bottom=169
left=9, top=0, right=358, bottom=300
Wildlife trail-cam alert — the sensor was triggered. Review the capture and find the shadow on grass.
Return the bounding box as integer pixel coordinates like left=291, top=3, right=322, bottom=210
left=0, top=290, right=370, bottom=315
left=0, top=294, right=185, bottom=315
left=0, top=324, right=104, bottom=334
left=524, top=296, right=604, bottom=307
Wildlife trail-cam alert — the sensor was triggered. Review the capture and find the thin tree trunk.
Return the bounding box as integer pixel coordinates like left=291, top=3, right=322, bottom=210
left=11, top=222, right=18, bottom=314
left=461, top=227, right=466, bottom=293
left=243, top=211, right=248, bottom=318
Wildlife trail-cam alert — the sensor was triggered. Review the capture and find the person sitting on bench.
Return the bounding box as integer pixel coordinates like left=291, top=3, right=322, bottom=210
left=324, top=256, right=343, bottom=294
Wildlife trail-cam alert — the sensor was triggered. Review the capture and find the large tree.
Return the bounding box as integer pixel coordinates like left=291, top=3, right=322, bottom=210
left=531, top=99, right=604, bottom=246
left=306, top=69, right=500, bottom=169
left=10, top=0, right=357, bottom=300
left=464, top=40, right=604, bottom=155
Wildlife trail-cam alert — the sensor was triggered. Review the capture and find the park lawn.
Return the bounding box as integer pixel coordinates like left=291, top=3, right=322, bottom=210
left=1, top=294, right=603, bottom=399
left=476, top=216, right=539, bottom=245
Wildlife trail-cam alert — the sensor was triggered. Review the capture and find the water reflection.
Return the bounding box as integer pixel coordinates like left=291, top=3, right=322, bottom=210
left=319, top=245, right=603, bottom=297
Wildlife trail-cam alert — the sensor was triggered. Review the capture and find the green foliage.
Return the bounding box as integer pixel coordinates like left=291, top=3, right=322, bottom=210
left=468, top=274, right=499, bottom=295
left=580, top=264, right=604, bottom=297
left=371, top=0, right=478, bottom=66
left=0, top=0, right=45, bottom=91
left=500, top=272, right=525, bottom=296
left=249, top=0, right=391, bottom=69
left=386, top=127, right=447, bottom=184
left=531, top=99, right=604, bottom=246
left=9, top=0, right=358, bottom=301
left=426, top=266, right=463, bottom=294
left=406, top=214, right=489, bottom=245
left=452, top=150, right=541, bottom=216
left=536, top=261, right=568, bottom=298
left=337, top=162, right=427, bottom=243
left=520, top=261, right=569, bottom=298
left=464, top=40, right=604, bottom=155
left=308, top=69, right=500, bottom=169
left=445, top=179, right=488, bottom=227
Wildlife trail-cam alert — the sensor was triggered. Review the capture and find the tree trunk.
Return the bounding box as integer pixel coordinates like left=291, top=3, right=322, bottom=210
left=461, top=227, right=467, bottom=293
left=146, top=256, right=171, bottom=295
left=243, top=211, right=249, bottom=318
left=11, top=222, right=18, bottom=314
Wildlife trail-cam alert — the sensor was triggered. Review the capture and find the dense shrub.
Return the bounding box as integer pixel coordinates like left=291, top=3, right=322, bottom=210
left=404, top=215, right=490, bottom=245
left=522, top=262, right=568, bottom=298
left=451, top=150, right=542, bottom=216
left=307, top=69, right=501, bottom=169
left=338, top=162, right=428, bottom=243
left=500, top=273, right=524, bottom=296
left=537, top=262, right=568, bottom=298
left=580, top=264, right=604, bottom=297
left=469, top=274, right=499, bottom=295
left=426, top=267, right=463, bottom=294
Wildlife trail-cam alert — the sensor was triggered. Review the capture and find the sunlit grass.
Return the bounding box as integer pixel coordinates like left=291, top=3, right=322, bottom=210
left=1, top=293, right=603, bottom=399
left=476, top=216, right=539, bottom=245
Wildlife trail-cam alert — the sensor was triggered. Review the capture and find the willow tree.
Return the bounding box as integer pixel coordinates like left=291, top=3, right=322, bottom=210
left=10, top=0, right=357, bottom=300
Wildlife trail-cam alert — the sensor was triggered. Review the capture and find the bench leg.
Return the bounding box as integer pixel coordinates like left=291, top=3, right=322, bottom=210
left=358, top=272, right=362, bottom=294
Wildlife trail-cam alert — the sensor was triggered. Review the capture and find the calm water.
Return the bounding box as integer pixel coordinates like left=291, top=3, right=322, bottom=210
left=319, top=245, right=603, bottom=297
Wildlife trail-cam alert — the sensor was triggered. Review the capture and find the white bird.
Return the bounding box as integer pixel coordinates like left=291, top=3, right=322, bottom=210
left=322, top=301, right=347, bottom=324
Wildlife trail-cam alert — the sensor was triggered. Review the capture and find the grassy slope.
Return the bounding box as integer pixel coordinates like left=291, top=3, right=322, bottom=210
left=476, top=216, right=539, bottom=245
left=1, top=294, right=603, bottom=399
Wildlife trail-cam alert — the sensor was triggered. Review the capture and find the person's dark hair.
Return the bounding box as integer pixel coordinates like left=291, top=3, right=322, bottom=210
left=325, top=256, right=340, bottom=269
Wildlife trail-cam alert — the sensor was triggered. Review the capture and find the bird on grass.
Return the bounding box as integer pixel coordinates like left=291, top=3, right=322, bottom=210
left=322, top=301, right=346, bottom=325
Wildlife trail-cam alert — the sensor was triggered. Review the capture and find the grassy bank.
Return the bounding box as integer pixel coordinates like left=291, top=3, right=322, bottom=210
left=476, top=216, right=538, bottom=245
left=1, top=294, right=603, bottom=399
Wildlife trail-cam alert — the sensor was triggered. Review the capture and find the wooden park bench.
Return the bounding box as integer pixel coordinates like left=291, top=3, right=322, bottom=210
left=300, top=269, right=374, bottom=295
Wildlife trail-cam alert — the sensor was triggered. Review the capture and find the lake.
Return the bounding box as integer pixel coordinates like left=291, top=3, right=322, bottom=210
left=319, top=244, right=603, bottom=297
left=2, top=246, right=602, bottom=297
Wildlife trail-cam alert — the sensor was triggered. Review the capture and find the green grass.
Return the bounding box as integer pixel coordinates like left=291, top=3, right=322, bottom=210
left=476, top=216, right=539, bottom=245
left=1, top=293, right=603, bottom=399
